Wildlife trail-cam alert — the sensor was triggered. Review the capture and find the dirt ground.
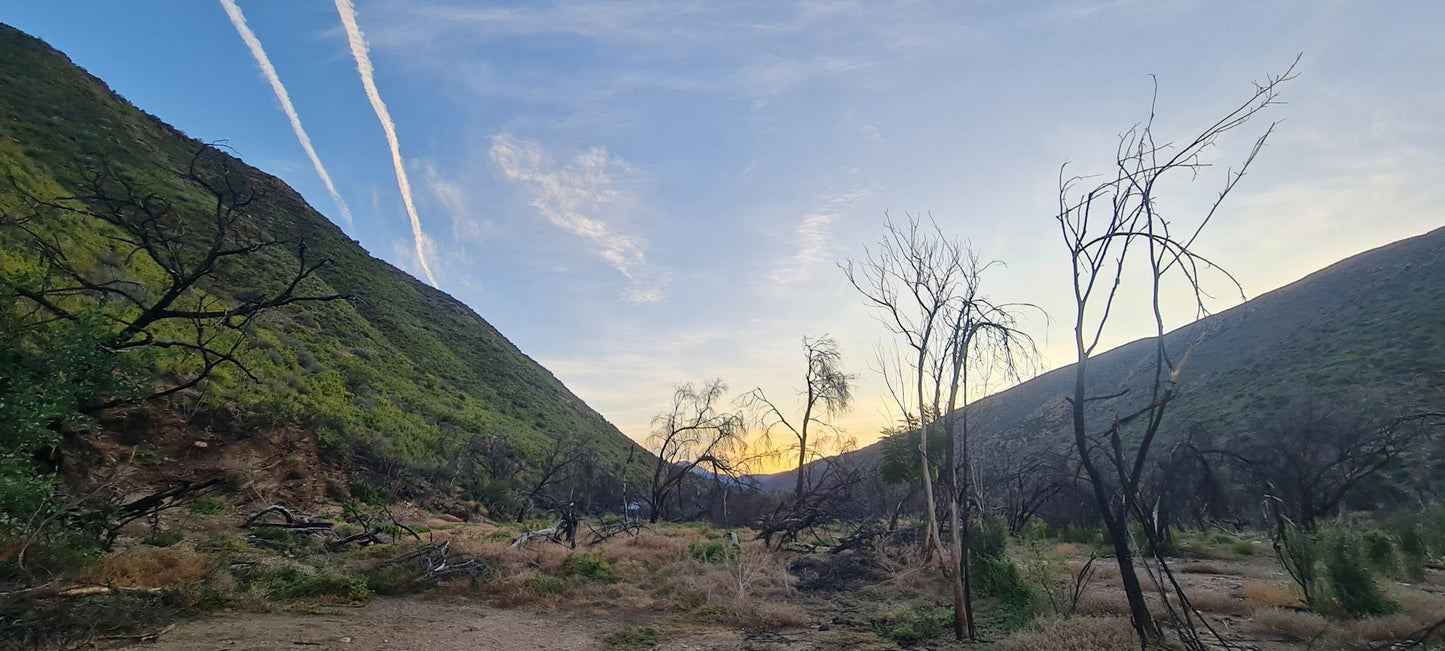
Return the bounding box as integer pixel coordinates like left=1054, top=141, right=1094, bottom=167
left=135, top=597, right=817, bottom=651
left=139, top=598, right=607, bottom=651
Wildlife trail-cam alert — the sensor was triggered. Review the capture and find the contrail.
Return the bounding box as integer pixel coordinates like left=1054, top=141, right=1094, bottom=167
left=333, top=0, right=438, bottom=287
left=218, top=0, right=355, bottom=234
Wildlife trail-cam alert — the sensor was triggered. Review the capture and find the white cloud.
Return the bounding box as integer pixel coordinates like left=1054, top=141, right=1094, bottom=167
left=334, top=0, right=439, bottom=287
left=489, top=133, right=667, bottom=303
left=421, top=162, right=493, bottom=243
left=767, top=186, right=871, bottom=287
left=219, top=0, right=355, bottom=233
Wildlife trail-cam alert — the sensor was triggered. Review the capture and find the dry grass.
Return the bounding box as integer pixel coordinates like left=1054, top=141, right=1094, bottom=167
left=80, top=546, right=214, bottom=587
left=1183, top=587, right=1254, bottom=616
left=1252, top=607, right=1330, bottom=641
left=1055, top=543, right=1081, bottom=557
left=1346, top=613, right=1442, bottom=643
left=1178, top=561, right=1242, bottom=576
left=1074, top=589, right=1133, bottom=616
left=1238, top=581, right=1303, bottom=609
left=1002, top=616, right=1137, bottom=651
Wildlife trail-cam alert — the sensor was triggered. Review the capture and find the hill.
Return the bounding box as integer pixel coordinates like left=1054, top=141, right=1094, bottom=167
left=759, top=225, right=1445, bottom=488
left=0, top=23, right=650, bottom=512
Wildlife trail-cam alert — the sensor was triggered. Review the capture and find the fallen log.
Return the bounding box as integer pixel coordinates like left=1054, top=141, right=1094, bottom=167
left=510, top=521, right=564, bottom=549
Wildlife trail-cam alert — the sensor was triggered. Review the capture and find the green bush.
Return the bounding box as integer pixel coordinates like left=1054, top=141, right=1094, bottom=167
left=1276, top=523, right=1322, bottom=609
left=969, top=516, right=1039, bottom=631
left=265, top=568, right=372, bottom=604
left=559, top=552, right=616, bottom=583
left=1361, top=530, right=1397, bottom=575
left=876, top=607, right=950, bottom=644
left=142, top=531, right=184, bottom=547
left=688, top=540, right=732, bottom=564
left=1398, top=527, right=1428, bottom=582
left=603, top=626, right=658, bottom=649
left=970, top=516, right=1009, bottom=558
left=347, top=478, right=394, bottom=506
left=247, top=527, right=316, bottom=556
left=1231, top=540, right=1256, bottom=556
left=186, top=497, right=228, bottom=516
left=1322, top=530, right=1397, bottom=617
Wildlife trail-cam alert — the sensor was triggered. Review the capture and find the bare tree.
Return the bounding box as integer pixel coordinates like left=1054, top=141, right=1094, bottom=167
left=647, top=379, right=748, bottom=523
left=744, top=335, right=855, bottom=501
left=978, top=440, right=1076, bottom=534
left=1055, top=60, right=1297, bottom=645
left=846, top=215, right=1034, bottom=641
left=936, top=249, right=1041, bottom=639
left=513, top=433, right=590, bottom=522
left=0, top=144, right=347, bottom=410
left=1216, top=399, right=1442, bottom=531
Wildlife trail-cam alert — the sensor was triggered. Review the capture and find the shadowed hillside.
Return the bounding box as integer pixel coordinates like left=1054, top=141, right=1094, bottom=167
left=761, top=224, right=1445, bottom=487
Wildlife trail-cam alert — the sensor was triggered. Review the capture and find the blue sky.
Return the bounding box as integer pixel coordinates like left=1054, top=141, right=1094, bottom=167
left=5, top=1, right=1443, bottom=455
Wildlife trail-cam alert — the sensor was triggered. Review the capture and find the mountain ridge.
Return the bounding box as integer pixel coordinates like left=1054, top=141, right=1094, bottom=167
left=757, top=224, right=1445, bottom=489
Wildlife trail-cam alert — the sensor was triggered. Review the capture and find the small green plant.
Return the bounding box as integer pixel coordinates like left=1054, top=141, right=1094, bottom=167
left=143, top=531, right=184, bottom=547
left=688, top=539, right=732, bottom=564
left=525, top=573, right=569, bottom=595
left=559, top=552, right=616, bottom=583
left=603, top=626, right=658, bottom=649
left=1231, top=540, right=1256, bottom=556
left=247, top=527, right=316, bottom=556
left=265, top=568, right=372, bottom=604
left=186, top=497, right=228, bottom=516
left=1322, top=529, right=1397, bottom=617
left=876, top=607, right=950, bottom=644
left=347, top=478, right=394, bottom=505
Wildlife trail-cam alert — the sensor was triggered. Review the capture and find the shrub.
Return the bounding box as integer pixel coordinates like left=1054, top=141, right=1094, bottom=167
left=875, top=606, right=951, bottom=644
left=186, top=497, right=228, bottom=516
left=603, top=626, right=657, bottom=649
left=559, top=552, right=616, bottom=584
left=265, top=568, right=372, bottom=604
left=1398, top=527, right=1427, bottom=582
left=142, top=531, right=184, bottom=548
left=1232, top=540, right=1256, bottom=556
left=1322, top=529, right=1397, bottom=616
left=1361, top=530, right=1398, bottom=575
left=1275, top=523, right=1322, bottom=609
left=247, top=527, right=316, bottom=556
left=688, top=539, right=732, bottom=564
left=971, top=517, right=1009, bottom=558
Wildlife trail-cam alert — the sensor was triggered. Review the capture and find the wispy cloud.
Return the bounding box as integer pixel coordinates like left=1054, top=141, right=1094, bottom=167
left=489, top=133, right=666, bottom=303
left=333, top=0, right=438, bottom=287
left=419, top=161, right=492, bottom=243
left=768, top=186, right=870, bottom=287
left=219, top=0, right=355, bottom=233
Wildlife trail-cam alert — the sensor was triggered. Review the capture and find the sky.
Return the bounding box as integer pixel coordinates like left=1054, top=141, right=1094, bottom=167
left=4, top=1, right=1442, bottom=467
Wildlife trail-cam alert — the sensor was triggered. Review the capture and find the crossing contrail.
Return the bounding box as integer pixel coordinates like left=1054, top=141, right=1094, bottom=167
left=219, top=0, right=355, bottom=234
left=333, top=0, right=438, bottom=287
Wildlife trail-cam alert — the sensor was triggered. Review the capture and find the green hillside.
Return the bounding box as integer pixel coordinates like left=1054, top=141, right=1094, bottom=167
left=0, top=23, right=649, bottom=508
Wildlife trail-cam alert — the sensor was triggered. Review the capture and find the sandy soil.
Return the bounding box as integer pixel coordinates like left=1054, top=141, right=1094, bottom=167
left=139, top=598, right=607, bottom=651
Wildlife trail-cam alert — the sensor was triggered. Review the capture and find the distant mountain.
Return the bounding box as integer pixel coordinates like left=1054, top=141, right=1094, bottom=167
left=758, top=225, right=1445, bottom=489
left=0, top=23, right=651, bottom=504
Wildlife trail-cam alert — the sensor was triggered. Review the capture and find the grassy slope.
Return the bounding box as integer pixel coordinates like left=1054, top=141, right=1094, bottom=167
left=0, top=23, right=650, bottom=492
left=762, top=224, right=1445, bottom=486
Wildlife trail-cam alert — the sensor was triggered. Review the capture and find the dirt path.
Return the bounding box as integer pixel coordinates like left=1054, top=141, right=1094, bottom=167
left=139, top=598, right=608, bottom=651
